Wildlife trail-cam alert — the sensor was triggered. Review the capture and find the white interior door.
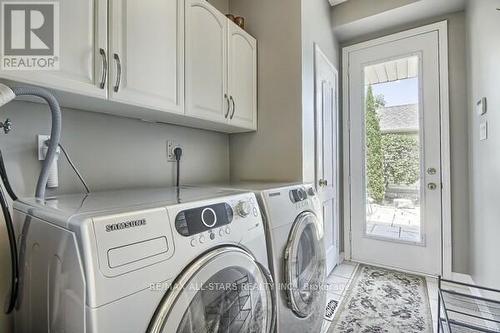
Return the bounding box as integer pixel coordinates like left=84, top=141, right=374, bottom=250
left=314, top=45, right=339, bottom=276
left=346, top=29, right=443, bottom=275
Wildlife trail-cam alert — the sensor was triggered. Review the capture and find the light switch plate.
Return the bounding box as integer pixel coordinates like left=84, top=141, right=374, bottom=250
left=479, top=121, right=488, bottom=141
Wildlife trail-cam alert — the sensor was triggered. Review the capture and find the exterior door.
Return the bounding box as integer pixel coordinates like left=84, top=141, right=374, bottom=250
left=227, top=22, right=257, bottom=130
left=314, top=45, right=339, bottom=276
left=147, top=247, right=275, bottom=333
left=185, top=0, right=228, bottom=122
left=108, top=0, right=184, bottom=113
left=0, top=0, right=107, bottom=99
left=346, top=29, right=443, bottom=275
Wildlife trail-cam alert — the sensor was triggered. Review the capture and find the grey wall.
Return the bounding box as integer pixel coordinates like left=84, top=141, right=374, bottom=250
left=228, top=0, right=339, bottom=183
left=340, top=12, right=470, bottom=273
left=332, top=0, right=466, bottom=42
left=301, top=0, right=340, bottom=182
left=229, top=0, right=304, bottom=182
left=466, top=0, right=500, bottom=289
left=207, top=0, right=229, bottom=14
left=332, top=0, right=420, bottom=27
left=0, top=101, right=230, bottom=329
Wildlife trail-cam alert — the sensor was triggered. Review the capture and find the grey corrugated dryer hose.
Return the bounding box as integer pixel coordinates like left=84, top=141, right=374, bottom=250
left=0, top=83, right=62, bottom=314
left=0, top=84, right=62, bottom=198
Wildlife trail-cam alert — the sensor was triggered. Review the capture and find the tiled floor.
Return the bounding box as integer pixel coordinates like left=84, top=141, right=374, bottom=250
left=321, top=261, right=358, bottom=333
left=321, top=261, right=441, bottom=333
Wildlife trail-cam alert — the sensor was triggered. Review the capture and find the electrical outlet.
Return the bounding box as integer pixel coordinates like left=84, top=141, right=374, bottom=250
left=167, top=140, right=183, bottom=162
left=37, top=134, right=51, bottom=160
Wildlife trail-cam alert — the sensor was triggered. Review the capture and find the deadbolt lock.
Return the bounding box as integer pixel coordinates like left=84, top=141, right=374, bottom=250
left=427, top=183, right=437, bottom=190
left=319, top=179, right=328, bottom=187
left=427, top=167, right=437, bottom=175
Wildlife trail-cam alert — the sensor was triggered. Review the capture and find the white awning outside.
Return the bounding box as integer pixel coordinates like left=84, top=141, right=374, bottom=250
left=365, top=56, right=418, bottom=85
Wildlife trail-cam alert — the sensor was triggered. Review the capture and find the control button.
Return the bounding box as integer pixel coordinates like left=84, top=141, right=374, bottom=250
left=201, top=208, right=217, bottom=228
left=209, top=232, right=215, bottom=240
left=252, top=207, right=258, bottom=217
left=199, top=235, right=206, bottom=244
left=225, top=226, right=231, bottom=234
left=235, top=200, right=251, bottom=218
left=219, top=228, right=225, bottom=237
left=307, top=187, right=315, bottom=196
left=290, top=188, right=308, bottom=203
left=297, top=188, right=307, bottom=201
left=250, top=197, right=255, bottom=204
left=190, top=238, right=197, bottom=247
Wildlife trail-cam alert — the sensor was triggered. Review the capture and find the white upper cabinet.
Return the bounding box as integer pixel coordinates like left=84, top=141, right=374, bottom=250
left=227, top=22, right=257, bottom=130
left=108, top=0, right=184, bottom=114
left=185, top=0, right=228, bottom=122
left=0, top=0, right=107, bottom=99
left=185, top=0, right=257, bottom=130
left=0, top=0, right=257, bottom=132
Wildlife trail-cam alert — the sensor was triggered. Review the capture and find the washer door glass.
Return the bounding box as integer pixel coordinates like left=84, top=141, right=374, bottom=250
left=148, top=247, right=275, bottom=333
left=284, top=212, right=326, bottom=318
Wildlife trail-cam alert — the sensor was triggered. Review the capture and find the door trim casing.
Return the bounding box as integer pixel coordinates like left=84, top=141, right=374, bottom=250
left=341, top=21, right=451, bottom=278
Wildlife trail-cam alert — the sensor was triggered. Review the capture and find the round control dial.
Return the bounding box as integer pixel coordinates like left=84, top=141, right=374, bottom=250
left=201, top=208, right=217, bottom=227
left=235, top=200, right=251, bottom=218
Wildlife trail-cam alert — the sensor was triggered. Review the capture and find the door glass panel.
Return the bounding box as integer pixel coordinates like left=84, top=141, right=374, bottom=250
left=363, top=55, right=423, bottom=244
left=177, top=266, right=267, bottom=333
left=287, top=214, right=325, bottom=317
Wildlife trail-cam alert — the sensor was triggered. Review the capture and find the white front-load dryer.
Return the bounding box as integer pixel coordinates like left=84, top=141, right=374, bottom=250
left=13, top=186, right=275, bottom=333
left=213, top=183, right=327, bottom=333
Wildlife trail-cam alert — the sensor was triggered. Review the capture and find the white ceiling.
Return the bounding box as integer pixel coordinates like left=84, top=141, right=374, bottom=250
left=333, top=0, right=467, bottom=42
left=329, top=0, right=350, bottom=6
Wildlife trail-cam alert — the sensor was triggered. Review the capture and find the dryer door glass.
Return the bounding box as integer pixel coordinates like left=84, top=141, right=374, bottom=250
left=148, top=247, right=275, bottom=333
left=285, top=212, right=326, bottom=318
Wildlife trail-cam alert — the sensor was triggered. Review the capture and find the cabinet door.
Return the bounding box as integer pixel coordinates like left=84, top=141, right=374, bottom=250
left=109, top=0, right=184, bottom=114
left=0, top=0, right=107, bottom=99
left=227, top=23, right=257, bottom=130
left=185, top=0, right=228, bottom=122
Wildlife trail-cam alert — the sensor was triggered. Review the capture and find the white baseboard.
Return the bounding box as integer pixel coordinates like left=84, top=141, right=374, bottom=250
left=338, top=252, right=345, bottom=264
left=450, top=272, right=474, bottom=284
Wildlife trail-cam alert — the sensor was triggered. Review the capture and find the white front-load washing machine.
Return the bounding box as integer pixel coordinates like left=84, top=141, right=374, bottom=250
left=214, top=183, right=327, bottom=333
left=13, top=186, right=275, bottom=333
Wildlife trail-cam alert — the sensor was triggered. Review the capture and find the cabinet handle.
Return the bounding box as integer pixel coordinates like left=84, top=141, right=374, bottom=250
left=99, top=48, right=107, bottom=89
left=113, top=53, right=122, bottom=93
left=230, top=96, right=236, bottom=119
left=224, top=94, right=230, bottom=118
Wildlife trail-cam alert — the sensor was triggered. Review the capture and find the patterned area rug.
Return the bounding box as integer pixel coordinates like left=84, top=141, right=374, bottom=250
left=329, top=265, right=433, bottom=333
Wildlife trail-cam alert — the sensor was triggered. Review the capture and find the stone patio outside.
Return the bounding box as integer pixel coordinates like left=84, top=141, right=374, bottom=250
left=366, top=203, right=421, bottom=243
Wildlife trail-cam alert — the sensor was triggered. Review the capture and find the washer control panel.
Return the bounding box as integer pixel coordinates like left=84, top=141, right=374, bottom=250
left=235, top=200, right=252, bottom=217
left=289, top=187, right=308, bottom=203
left=175, top=203, right=233, bottom=237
